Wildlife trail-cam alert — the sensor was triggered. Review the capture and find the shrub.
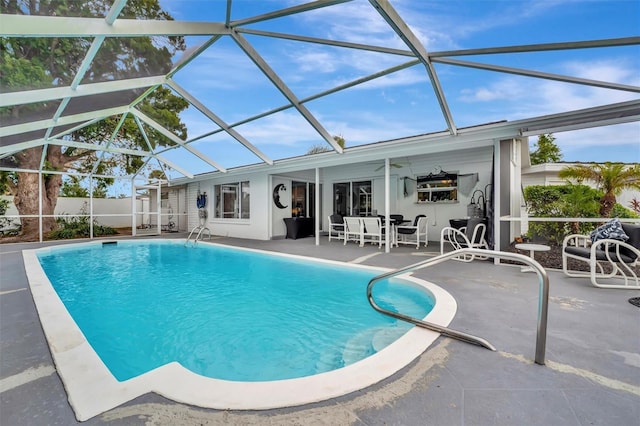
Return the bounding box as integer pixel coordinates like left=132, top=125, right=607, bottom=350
left=524, top=184, right=601, bottom=244
left=47, top=207, right=117, bottom=240
left=611, top=203, right=640, bottom=219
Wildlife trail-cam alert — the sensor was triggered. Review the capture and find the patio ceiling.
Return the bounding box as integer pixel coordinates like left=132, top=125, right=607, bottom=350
left=1, top=0, right=639, bottom=184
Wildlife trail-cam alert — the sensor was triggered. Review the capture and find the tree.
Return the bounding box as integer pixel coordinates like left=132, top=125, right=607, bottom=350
left=530, top=133, right=562, bottom=165
left=306, top=135, right=346, bottom=154
left=0, top=0, right=188, bottom=239
left=558, top=162, right=640, bottom=217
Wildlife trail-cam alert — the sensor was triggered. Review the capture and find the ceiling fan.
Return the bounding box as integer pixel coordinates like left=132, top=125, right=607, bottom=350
left=374, top=159, right=411, bottom=172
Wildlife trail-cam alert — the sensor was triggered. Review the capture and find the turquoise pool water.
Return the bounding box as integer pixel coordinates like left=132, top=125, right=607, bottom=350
left=37, top=240, right=434, bottom=382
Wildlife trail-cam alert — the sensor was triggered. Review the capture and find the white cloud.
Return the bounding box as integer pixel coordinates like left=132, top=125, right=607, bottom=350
left=554, top=123, right=640, bottom=149
left=232, top=112, right=321, bottom=146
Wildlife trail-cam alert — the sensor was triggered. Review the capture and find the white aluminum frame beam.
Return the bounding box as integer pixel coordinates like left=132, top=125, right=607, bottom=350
left=237, top=28, right=414, bottom=57
left=430, top=37, right=640, bottom=57
left=181, top=59, right=421, bottom=146
left=90, top=113, right=129, bottom=175
left=167, top=80, right=274, bottom=165
left=230, top=0, right=352, bottom=27
left=433, top=57, right=640, bottom=93
left=0, top=14, right=229, bottom=37
left=0, top=105, right=130, bottom=138
left=368, top=0, right=457, bottom=135
left=0, top=76, right=167, bottom=108
left=130, top=108, right=227, bottom=172
left=231, top=32, right=344, bottom=153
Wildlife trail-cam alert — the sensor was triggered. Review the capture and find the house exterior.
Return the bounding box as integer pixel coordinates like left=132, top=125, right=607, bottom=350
left=158, top=123, right=530, bottom=253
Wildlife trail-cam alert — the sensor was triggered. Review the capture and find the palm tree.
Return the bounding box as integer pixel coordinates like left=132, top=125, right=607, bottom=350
left=558, top=162, right=640, bottom=217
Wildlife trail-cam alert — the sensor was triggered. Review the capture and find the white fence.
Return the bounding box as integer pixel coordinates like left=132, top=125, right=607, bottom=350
left=0, top=196, right=142, bottom=229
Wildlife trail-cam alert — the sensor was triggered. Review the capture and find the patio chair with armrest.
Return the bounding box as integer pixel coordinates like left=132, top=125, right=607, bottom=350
left=327, top=214, right=344, bottom=242
left=395, top=215, right=428, bottom=249
left=562, top=221, right=640, bottom=289
left=440, top=217, right=489, bottom=261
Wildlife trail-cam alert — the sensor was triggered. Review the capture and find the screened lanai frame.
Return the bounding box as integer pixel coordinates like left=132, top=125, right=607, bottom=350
left=1, top=0, right=639, bottom=241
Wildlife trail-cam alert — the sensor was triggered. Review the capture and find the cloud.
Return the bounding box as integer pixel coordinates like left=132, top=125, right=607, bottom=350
left=231, top=112, right=322, bottom=146
left=295, top=1, right=406, bottom=48
left=554, top=122, right=640, bottom=149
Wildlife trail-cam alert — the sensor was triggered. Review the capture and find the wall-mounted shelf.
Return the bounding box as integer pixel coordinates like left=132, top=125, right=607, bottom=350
left=416, top=172, right=458, bottom=203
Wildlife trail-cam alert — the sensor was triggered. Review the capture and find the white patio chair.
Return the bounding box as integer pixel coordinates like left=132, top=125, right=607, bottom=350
left=343, top=217, right=363, bottom=246
left=440, top=217, right=488, bottom=261
left=562, top=222, right=640, bottom=289
left=396, top=215, right=428, bottom=249
left=361, top=217, right=385, bottom=248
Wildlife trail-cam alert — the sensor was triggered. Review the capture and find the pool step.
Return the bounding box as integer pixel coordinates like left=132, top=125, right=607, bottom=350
left=371, top=326, right=406, bottom=352
left=341, top=326, right=385, bottom=366
left=316, top=326, right=409, bottom=373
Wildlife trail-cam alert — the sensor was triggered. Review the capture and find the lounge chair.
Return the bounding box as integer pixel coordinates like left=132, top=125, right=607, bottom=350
left=562, top=221, right=640, bottom=289
left=440, top=217, right=488, bottom=261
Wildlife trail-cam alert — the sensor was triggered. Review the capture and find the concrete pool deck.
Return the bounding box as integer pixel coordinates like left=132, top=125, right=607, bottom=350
left=1, top=234, right=639, bottom=425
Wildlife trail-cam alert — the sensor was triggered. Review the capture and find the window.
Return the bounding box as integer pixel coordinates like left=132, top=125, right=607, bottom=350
left=416, top=173, right=458, bottom=203
left=214, top=181, right=250, bottom=219
left=333, top=181, right=372, bottom=216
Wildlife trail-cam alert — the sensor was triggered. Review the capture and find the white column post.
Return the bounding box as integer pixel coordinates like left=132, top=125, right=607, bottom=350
left=89, top=177, right=94, bottom=239
left=156, top=181, right=161, bottom=235
left=315, top=167, right=320, bottom=246
left=131, top=179, right=137, bottom=236
left=385, top=158, right=391, bottom=253
left=38, top=171, right=43, bottom=242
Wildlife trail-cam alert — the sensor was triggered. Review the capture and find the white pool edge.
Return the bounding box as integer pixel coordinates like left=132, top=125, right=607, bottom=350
left=23, top=240, right=457, bottom=421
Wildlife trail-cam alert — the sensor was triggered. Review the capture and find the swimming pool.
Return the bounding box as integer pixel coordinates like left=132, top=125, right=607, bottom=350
left=24, top=239, right=456, bottom=421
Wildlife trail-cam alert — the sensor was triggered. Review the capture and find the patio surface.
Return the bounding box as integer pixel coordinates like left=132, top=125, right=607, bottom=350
left=1, top=234, right=639, bottom=425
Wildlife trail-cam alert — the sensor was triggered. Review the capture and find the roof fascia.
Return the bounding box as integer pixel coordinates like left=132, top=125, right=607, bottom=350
left=517, top=99, right=640, bottom=135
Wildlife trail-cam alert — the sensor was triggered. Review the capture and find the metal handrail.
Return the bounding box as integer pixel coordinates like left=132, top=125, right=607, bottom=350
left=185, top=225, right=210, bottom=246
left=366, top=248, right=549, bottom=365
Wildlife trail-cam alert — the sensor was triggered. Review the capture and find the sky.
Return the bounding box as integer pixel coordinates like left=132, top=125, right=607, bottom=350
left=149, top=0, right=639, bottom=177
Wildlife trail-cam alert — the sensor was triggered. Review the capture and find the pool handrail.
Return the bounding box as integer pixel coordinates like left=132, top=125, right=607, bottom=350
left=185, top=225, right=211, bottom=246
left=366, top=248, right=549, bottom=365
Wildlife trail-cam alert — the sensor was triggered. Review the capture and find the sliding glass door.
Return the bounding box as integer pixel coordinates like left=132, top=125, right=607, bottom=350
left=333, top=181, right=372, bottom=216
left=291, top=181, right=319, bottom=218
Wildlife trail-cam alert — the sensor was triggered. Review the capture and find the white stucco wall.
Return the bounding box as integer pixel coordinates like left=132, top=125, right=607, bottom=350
left=187, top=173, right=270, bottom=240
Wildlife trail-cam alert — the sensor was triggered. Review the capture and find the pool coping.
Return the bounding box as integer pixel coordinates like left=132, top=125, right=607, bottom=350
left=23, top=239, right=457, bottom=421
